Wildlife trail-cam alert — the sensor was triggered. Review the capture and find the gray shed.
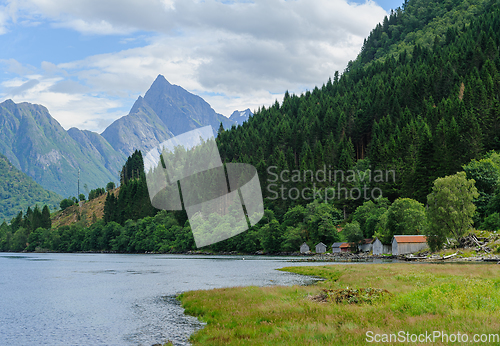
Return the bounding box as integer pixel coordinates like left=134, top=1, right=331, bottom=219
left=392, top=235, right=427, bottom=255
left=332, top=242, right=343, bottom=253
left=358, top=239, right=374, bottom=253
left=372, top=238, right=392, bottom=255
left=315, top=242, right=327, bottom=254
left=300, top=242, right=310, bottom=253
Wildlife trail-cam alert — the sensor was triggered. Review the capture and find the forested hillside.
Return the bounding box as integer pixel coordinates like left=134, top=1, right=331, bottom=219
left=2, top=0, right=500, bottom=254
left=357, top=0, right=495, bottom=65
left=216, top=0, right=500, bottom=214
left=0, top=154, right=61, bottom=222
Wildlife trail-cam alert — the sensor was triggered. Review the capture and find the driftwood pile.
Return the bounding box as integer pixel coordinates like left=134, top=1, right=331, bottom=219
left=459, top=234, right=493, bottom=253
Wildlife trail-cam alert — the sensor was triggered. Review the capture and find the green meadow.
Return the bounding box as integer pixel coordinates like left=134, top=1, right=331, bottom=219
left=179, top=263, right=500, bottom=345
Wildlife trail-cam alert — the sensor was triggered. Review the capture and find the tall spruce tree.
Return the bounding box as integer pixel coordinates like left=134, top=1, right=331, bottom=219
left=41, top=206, right=52, bottom=229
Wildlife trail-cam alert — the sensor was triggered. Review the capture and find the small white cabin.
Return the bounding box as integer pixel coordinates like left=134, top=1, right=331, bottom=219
left=315, top=242, right=327, bottom=254
left=372, top=238, right=392, bottom=255
left=300, top=242, right=310, bottom=253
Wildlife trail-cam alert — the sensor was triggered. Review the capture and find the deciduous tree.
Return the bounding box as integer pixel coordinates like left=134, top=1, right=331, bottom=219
left=426, top=172, right=479, bottom=251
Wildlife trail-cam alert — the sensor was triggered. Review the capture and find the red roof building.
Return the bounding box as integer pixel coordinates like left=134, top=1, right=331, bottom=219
left=392, top=235, right=427, bottom=255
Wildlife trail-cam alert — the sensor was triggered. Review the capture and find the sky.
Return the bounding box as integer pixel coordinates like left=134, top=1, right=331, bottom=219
left=0, top=0, right=403, bottom=133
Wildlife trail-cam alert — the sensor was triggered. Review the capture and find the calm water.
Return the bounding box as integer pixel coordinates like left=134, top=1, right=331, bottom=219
left=0, top=253, right=336, bottom=346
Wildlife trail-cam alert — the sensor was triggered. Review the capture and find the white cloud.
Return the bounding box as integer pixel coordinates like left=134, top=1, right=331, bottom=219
left=7, top=78, right=40, bottom=95
left=49, top=79, right=90, bottom=94
left=1, top=58, right=37, bottom=75
left=1, top=0, right=388, bottom=132
left=0, top=11, right=7, bottom=34
left=0, top=71, right=126, bottom=131
left=12, top=0, right=385, bottom=39
left=53, top=18, right=135, bottom=35
left=12, top=0, right=177, bottom=34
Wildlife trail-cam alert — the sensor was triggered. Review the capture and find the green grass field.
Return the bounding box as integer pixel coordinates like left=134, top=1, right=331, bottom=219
left=179, top=263, right=500, bottom=345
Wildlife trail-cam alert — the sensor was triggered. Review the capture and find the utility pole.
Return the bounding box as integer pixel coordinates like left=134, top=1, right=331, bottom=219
left=78, top=169, right=80, bottom=197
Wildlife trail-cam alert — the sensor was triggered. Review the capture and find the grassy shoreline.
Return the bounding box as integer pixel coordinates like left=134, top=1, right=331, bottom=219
left=179, top=263, right=500, bottom=345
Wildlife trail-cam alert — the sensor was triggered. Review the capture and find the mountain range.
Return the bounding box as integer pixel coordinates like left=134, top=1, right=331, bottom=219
left=0, top=75, right=253, bottom=203
left=100, top=75, right=246, bottom=156
left=229, top=109, right=253, bottom=125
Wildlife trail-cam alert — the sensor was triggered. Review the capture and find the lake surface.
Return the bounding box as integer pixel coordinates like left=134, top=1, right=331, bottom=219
left=0, top=253, right=344, bottom=346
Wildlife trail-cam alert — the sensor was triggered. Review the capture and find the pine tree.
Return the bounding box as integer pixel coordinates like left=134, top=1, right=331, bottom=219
left=32, top=205, right=42, bottom=231
left=313, top=141, right=324, bottom=171
left=104, top=192, right=118, bottom=224
left=11, top=211, right=23, bottom=233
left=24, top=207, right=33, bottom=232
left=218, top=122, right=225, bottom=135
left=41, top=205, right=52, bottom=229
left=413, top=122, right=435, bottom=203
left=337, top=137, right=355, bottom=171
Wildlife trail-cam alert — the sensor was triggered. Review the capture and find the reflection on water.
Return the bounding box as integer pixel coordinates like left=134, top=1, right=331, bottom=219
left=0, top=253, right=331, bottom=346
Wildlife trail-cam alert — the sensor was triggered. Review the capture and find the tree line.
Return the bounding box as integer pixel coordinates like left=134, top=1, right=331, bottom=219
left=0, top=205, right=51, bottom=252
left=1, top=150, right=498, bottom=254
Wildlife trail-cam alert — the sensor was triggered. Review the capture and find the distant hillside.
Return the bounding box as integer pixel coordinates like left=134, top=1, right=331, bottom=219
left=0, top=153, right=61, bottom=222
left=216, top=0, right=500, bottom=213
left=356, top=0, right=495, bottom=66
left=51, top=187, right=120, bottom=228
left=0, top=100, right=120, bottom=197
left=100, top=94, right=175, bottom=158
left=67, top=128, right=126, bottom=176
